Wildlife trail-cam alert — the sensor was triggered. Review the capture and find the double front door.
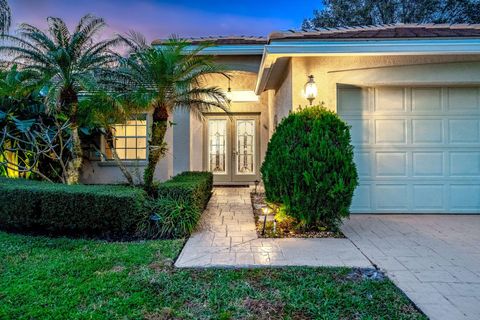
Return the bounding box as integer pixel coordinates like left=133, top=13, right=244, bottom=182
left=204, top=115, right=260, bottom=183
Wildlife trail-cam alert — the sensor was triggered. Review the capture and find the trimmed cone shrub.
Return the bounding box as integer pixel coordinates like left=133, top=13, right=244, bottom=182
left=261, top=106, right=358, bottom=229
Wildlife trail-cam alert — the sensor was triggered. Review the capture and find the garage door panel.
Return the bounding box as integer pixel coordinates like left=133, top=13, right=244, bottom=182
left=351, top=185, right=372, bottom=211
left=354, top=152, right=372, bottom=177
left=349, top=119, right=371, bottom=144
left=449, top=152, right=480, bottom=176
left=376, top=152, right=408, bottom=177
left=450, top=185, right=480, bottom=210
left=413, top=185, right=444, bottom=210
left=447, top=88, right=479, bottom=111
left=338, top=85, right=480, bottom=214
left=412, top=88, right=442, bottom=112
left=449, top=119, right=480, bottom=143
left=375, top=88, right=406, bottom=112
left=413, top=152, right=444, bottom=177
left=337, top=87, right=370, bottom=114
left=412, top=119, right=444, bottom=143
left=375, top=119, right=407, bottom=144
left=375, top=185, right=408, bottom=210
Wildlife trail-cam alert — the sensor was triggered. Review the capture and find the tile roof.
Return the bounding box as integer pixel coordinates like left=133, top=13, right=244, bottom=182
left=269, top=24, right=480, bottom=41
left=151, top=24, right=480, bottom=47
left=151, top=36, right=267, bottom=46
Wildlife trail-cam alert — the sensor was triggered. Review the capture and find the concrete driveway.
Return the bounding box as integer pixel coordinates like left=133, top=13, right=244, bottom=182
left=342, top=215, right=480, bottom=320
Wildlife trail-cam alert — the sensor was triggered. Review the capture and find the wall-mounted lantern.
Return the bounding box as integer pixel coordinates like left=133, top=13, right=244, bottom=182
left=304, top=75, right=318, bottom=105
left=224, top=77, right=259, bottom=103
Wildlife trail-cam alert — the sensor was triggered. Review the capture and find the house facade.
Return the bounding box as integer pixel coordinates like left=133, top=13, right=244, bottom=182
left=82, top=24, right=480, bottom=214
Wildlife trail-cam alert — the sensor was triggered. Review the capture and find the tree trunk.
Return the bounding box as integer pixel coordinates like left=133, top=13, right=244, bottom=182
left=61, top=87, right=83, bottom=185
left=66, top=125, right=83, bottom=185
left=144, top=104, right=169, bottom=195
left=105, top=131, right=134, bottom=186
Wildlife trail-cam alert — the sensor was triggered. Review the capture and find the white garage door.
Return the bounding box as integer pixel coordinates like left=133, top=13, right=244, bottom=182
left=338, top=86, right=480, bottom=213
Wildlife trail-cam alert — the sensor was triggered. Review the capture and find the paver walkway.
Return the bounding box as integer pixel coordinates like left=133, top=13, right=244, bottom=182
left=343, top=215, right=480, bottom=320
left=175, top=187, right=370, bottom=268
left=175, top=187, right=480, bottom=320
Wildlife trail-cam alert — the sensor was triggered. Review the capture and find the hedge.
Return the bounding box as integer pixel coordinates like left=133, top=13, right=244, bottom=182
left=0, top=171, right=213, bottom=240
left=0, top=178, right=147, bottom=239
left=154, top=171, right=213, bottom=210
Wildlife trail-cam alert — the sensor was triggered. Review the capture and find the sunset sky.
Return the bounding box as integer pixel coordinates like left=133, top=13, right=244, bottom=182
left=9, top=0, right=320, bottom=41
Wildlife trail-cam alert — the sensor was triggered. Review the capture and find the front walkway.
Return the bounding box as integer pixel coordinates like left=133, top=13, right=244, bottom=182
left=343, top=215, right=480, bottom=320
left=175, top=187, right=370, bottom=267
left=175, top=187, right=480, bottom=320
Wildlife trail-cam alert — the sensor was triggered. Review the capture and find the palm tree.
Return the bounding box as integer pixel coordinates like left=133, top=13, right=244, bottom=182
left=119, top=33, right=230, bottom=192
left=0, top=0, right=10, bottom=34
left=0, top=14, right=121, bottom=184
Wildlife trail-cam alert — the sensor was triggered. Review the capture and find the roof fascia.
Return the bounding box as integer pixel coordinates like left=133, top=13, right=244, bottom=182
left=266, top=39, right=480, bottom=55
left=153, top=44, right=264, bottom=55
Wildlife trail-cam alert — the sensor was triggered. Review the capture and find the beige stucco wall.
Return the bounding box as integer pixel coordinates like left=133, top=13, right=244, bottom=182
left=288, top=55, right=480, bottom=112
left=81, top=52, right=480, bottom=184
left=270, top=59, right=293, bottom=125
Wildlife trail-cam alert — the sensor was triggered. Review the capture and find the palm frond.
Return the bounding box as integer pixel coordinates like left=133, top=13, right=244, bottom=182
left=0, top=0, right=11, bottom=34
left=47, top=17, right=71, bottom=47
left=0, top=14, right=121, bottom=118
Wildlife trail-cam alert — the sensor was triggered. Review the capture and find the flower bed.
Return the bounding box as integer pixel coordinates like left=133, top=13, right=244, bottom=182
left=251, top=192, right=345, bottom=238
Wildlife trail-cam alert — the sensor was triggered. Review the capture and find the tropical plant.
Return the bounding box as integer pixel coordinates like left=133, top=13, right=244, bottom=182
left=0, top=65, right=46, bottom=179
left=0, top=118, right=73, bottom=183
left=261, top=106, right=358, bottom=230
left=118, top=33, right=229, bottom=193
left=0, top=0, right=10, bottom=34
left=0, top=14, right=121, bottom=184
left=140, top=196, right=200, bottom=239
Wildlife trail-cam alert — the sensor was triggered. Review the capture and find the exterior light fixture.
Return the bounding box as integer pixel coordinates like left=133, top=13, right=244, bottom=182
left=226, top=78, right=232, bottom=103
left=261, top=206, right=271, bottom=235
left=304, top=75, right=318, bottom=105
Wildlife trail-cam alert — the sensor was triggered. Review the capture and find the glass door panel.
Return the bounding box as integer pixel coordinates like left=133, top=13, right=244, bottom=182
left=235, top=119, right=255, bottom=175
left=207, top=119, right=227, bottom=175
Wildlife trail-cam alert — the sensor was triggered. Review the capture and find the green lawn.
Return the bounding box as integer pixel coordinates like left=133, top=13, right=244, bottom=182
left=0, top=232, right=426, bottom=320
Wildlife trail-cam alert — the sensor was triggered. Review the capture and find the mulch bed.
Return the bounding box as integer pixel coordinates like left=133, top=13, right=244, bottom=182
left=251, top=192, right=345, bottom=239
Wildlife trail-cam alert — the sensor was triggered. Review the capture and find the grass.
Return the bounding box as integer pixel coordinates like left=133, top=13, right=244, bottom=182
left=0, top=231, right=426, bottom=320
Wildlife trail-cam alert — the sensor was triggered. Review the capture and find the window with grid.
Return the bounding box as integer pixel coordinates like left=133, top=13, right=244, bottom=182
left=105, top=115, right=148, bottom=160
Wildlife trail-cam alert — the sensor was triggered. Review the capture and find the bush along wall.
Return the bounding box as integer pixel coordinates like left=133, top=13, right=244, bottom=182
left=0, top=178, right=147, bottom=240
left=142, top=171, right=213, bottom=239
left=260, top=106, right=358, bottom=230
left=0, top=171, right=213, bottom=240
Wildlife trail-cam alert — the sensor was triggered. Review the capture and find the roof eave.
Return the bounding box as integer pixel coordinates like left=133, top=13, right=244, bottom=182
left=152, top=44, right=265, bottom=56
left=255, top=38, right=480, bottom=94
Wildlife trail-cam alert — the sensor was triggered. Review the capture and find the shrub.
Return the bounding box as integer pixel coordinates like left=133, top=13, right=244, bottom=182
left=0, top=178, right=147, bottom=239
left=260, top=106, right=358, bottom=229
left=154, top=171, right=213, bottom=210
left=142, top=171, right=213, bottom=238
left=140, top=196, right=200, bottom=239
